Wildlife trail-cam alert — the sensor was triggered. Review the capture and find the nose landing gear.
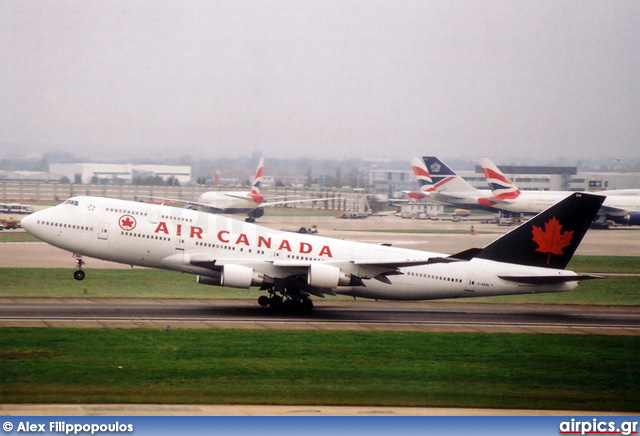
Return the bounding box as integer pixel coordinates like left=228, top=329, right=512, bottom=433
left=73, top=256, right=85, bottom=281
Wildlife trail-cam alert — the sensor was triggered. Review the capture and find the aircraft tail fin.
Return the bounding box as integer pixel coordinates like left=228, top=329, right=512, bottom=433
left=409, top=157, right=435, bottom=198
left=476, top=192, right=604, bottom=269
left=479, top=158, right=520, bottom=200
left=249, top=158, right=264, bottom=203
left=423, top=156, right=478, bottom=194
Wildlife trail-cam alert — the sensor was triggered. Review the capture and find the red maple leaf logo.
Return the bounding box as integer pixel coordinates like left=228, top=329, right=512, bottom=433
left=531, top=216, right=573, bottom=264
left=119, top=215, right=136, bottom=231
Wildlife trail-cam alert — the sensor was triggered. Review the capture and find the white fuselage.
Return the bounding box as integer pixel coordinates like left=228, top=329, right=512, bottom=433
left=489, top=191, right=640, bottom=221
left=20, top=196, right=579, bottom=301
left=198, top=191, right=260, bottom=213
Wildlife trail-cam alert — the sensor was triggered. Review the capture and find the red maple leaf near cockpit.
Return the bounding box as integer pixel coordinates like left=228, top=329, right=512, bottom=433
left=119, top=215, right=136, bottom=231
left=531, top=216, right=573, bottom=265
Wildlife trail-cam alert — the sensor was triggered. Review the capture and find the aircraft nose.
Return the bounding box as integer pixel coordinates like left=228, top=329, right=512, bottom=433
left=20, top=211, right=39, bottom=234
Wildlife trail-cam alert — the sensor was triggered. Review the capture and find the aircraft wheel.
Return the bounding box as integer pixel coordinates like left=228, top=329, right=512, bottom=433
left=258, top=295, right=270, bottom=307
left=73, top=270, right=85, bottom=281
left=269, top=295, right=283, bottom=311
left=301, top=298, right=314, bottom=314
left=281, top=299, right=297, bottom=314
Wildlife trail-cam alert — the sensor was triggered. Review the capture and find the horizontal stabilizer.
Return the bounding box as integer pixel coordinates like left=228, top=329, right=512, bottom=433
left=498, top=274, right=604, bottom=285
left=449, top=248, right=483, bottom=261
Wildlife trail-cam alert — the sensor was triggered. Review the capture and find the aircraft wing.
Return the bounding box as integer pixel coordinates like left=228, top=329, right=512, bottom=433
left=428, top=192, right=482, bottom=204
left=138, top=196, right=226, bottom=212
left=222, top=193, right=253, bottom=201
left=188, top=253, right=462, bottom=287
left=260, top=196, right=340, bottom=208
left=143, top=194, right=338, bottom=209
left=597, top=204, right=629, bottom=217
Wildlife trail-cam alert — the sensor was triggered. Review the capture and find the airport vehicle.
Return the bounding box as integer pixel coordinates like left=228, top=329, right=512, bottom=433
left=21, top=192, right=603, bottom=313
left=1, top=217, right=21, bottom=229
left=452, top=209, right=471, bottom=217
left=152, top=158, right=334, bottom=222
left=480, top=158, right=640, bottom=226
left=1, top=203, right=33, bottom=214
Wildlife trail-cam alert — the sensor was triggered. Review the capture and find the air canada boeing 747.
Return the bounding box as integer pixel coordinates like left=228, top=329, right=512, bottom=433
left=21, top=192, right=603, bottom=313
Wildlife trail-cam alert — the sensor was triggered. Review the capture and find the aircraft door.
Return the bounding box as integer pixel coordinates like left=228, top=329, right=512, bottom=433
left=148, top=205, right=160, bottom=224
left=465, top=275, right=476, bottom=292
left=98, top=222, right=109, bottom=240
left=176, top=235, right=185, bottom=251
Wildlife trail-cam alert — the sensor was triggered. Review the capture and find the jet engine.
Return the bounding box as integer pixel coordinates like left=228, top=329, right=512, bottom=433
left=196, top=275, right=222, bottom=286
left=307, top=263, right=352, bottom=288
left=624, top=212, right=640, bottom=226
left=219, top=264, right=269, bottom=289
left=248, top=207, right=265, bottom=219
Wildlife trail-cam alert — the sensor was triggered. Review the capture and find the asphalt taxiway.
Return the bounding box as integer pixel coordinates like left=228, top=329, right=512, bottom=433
left=0, top=298, right=638, bottom=335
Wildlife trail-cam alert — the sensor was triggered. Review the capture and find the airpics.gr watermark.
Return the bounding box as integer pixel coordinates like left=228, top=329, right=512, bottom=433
left=3, top=421, right=133, bottom=435
left=559, top=418, right=638, bottom=435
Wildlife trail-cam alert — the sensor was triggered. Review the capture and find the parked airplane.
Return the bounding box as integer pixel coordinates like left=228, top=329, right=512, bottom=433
left=150, top=158, right=334, bottom=222
left=408, top=157, right=496, bottom=210
left=21, top=192, right=604, bottom=313
left=480, top=158, right=640, bottom=226
left=406, top=157, right=435, bottom=200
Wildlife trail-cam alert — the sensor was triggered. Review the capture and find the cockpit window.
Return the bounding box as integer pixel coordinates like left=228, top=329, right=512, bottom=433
left=63, top=200, right=79, bottom=206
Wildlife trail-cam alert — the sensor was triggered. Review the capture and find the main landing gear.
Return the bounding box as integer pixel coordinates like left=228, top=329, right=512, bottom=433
left=257, top=289, right=314, bottom=314
left=73, top=256, right=85, bottom=281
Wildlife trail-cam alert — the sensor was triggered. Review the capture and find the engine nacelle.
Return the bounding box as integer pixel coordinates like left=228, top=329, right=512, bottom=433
left=197, top=275, right=222, bottom=286
left=624, top=212, right=640, bottom=226
left=221, top=264, right=269, bottom=289
left=307, top=263, right=351, bottom=288
left=248, top=207, right=265, bottom=219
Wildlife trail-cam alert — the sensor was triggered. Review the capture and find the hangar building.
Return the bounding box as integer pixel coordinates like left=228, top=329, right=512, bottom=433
left=49, top=163, right=191, bottom=185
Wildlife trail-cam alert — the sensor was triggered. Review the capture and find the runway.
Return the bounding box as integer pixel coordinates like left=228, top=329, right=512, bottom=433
left=1, top=298, right=638, bottom=335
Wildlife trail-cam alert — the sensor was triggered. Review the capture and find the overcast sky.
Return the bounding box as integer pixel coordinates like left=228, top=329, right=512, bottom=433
left=1, top=1, right=639, bottom=164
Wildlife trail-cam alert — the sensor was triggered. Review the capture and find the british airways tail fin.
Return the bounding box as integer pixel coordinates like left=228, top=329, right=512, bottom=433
left=479, top=158, right=520, bottom=200
left=423, top=156, right=479, bottom=194
left=409, top=157, right=435, bottom=198
left=476, top=192, right=604, bottom=269
left=249, top=158, right=264, bottom=203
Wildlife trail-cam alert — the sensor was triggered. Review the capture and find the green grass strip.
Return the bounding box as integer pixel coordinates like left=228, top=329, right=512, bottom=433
left=0, top=232, right=40, bottom=243
left=0, top=328, right=638, bottom=411
left=569, top=256, right=640, bottom=274
left=0, top=268, right=264, bottom=300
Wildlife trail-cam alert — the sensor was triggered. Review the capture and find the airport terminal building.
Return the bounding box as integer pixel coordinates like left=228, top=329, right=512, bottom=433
left=49, top=163, right=191, bottom=185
